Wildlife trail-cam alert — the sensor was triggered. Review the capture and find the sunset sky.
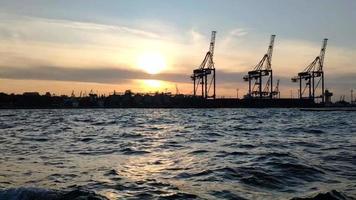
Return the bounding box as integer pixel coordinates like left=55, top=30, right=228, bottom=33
left=0, top=0, right=355, bottom=99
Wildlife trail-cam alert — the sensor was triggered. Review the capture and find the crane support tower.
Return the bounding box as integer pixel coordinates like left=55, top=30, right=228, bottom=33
left=243, top=35, right=276, bottom=99
left=191, top=31, right=217, bottom=99
left=291, top=39, right=328, bottom=103
left=272, top=79, right=280, bottom=98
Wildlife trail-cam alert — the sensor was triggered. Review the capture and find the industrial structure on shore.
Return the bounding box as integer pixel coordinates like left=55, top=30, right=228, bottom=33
left=191, top=31, right=330, bottom=105
left=243, top=35, right=276, bottom=99
left=291, top=39, right=327, bottom=103
left=3, top=31, right=354, bottom=109
left=191, top=31, right=217, bottom=99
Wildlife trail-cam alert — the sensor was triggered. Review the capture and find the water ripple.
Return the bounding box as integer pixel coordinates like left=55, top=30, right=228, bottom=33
left=0, top=109, right=355, bottom=199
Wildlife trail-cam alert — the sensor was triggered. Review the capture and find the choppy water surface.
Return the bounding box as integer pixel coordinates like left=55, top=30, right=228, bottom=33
left=0, top=109, right=355, bottom=200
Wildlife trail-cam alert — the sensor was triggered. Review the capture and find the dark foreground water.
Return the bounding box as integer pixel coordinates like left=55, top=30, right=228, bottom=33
left=0, top=109, right=355, bottom=200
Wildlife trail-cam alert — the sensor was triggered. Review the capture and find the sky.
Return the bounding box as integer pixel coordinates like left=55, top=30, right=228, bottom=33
left=0, top=0, right=355, bottom=100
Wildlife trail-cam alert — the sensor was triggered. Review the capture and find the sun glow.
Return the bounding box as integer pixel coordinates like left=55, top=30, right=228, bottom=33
left=145, top=79, right=162, bottom=88
left=136, top=79, right=174, bottom=92
left=137, top=52, right=167, bottom=74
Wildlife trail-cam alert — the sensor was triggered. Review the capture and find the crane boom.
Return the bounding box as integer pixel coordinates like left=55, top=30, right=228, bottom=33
left=267, top=35, right=276, bottom=69
left=209, top=31, right=217, bottom=58
left=319, top=38, right=328, bottom=71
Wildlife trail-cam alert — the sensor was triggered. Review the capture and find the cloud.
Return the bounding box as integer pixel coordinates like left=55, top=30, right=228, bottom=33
left=0, top=64, right=291, bottom=87
left=0, top=65, right=188, bottom=84
left=0, top=14, right=215, bottom=73
left=189, top=29, right=204, bottom=42
left=230, top=28, right=248, bottom=37
left=0, top=64, right=355, bottom=99
left=1, top=64, right=354, bottom=87
left=0, top=15, right=160, bottom=42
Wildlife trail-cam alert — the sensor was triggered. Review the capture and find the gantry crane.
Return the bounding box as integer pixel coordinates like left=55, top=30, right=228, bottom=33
left=191, top=31, right=217, bottom=99
left=243, top=35, right=276, bottom=99
left=292, top=39, right=328, bottom=103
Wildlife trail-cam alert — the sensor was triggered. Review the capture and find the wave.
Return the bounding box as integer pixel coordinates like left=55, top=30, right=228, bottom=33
left=284, top=127, right=325, bottom=134
left=188, top=150, right=210, bottom=155
left=0, top=187, right=108, bottom=200
left=210, top=190, right=248, bottom=200
left=120, top=147, right=150, bottom=155
left=291, top=190, right=355, bottom=200
left=1, top=187, right=354, bottom=200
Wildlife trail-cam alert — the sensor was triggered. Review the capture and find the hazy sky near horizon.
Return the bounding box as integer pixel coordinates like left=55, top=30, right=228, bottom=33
left=0, top=0, right=355, bottom=98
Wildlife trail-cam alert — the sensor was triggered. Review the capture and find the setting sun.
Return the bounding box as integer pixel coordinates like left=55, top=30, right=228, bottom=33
left=137, top=52, right=167, bottom=74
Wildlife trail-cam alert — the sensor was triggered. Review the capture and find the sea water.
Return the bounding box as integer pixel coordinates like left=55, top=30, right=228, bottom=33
left=0, top=109, right=355, bottom=200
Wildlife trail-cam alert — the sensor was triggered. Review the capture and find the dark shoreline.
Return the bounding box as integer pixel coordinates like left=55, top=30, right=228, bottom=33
left=0, top=98, right=316, bottom=109
left=1, top=91, right=354, bottom=109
